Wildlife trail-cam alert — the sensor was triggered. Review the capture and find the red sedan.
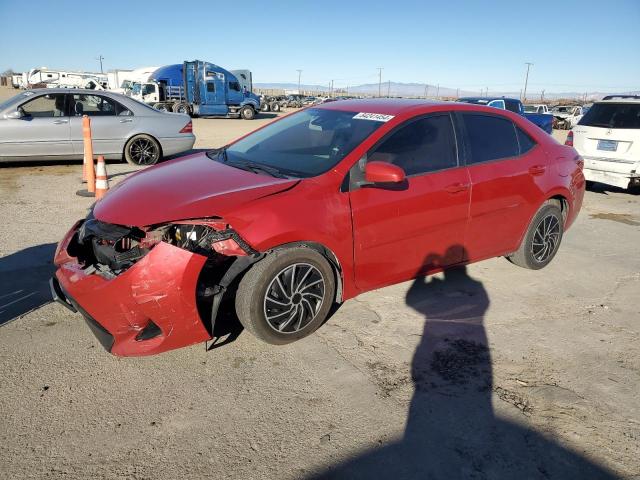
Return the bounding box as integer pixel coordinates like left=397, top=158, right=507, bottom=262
left=51, top=99, right=585, bottom=356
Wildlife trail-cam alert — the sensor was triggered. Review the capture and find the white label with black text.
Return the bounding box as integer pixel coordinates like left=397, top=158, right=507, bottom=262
left=353, top=112, right=395, bottom=122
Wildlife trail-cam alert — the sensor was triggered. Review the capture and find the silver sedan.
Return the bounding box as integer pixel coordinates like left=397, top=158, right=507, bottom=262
left=0, top=88, right=195, bottom=165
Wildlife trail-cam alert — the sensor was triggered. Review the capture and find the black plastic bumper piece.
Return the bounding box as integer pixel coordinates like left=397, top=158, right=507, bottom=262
left=49, top=276, right=114, bottom=353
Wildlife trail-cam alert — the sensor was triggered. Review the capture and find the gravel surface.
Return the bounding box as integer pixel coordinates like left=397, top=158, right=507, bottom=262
left=1, top=86, right=638, bottom=479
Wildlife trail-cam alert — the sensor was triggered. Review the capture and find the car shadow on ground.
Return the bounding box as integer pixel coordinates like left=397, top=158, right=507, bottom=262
left=0, top=243, right=57, bottom=327
left=309, top=248, right=617, bottom=480
left=587, top=181, right=639, bottom=196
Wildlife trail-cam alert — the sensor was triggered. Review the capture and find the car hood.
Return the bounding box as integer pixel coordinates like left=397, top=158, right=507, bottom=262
left=93, top=153, right=298, bottom=226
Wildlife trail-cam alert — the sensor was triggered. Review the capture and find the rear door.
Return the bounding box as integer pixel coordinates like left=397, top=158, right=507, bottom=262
left=572, top=102, right=640, bottom=174
left=349, top=113, right=471, bottom=291
left=0, top=93, right=72, bottom=158
left=69, top=94, right=137, bottom=157
left=459, top=112, right=547, bottom=260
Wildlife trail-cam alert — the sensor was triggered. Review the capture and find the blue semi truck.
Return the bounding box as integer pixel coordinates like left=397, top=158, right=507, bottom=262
left=130, top=60, right=261, bottom=119
left=457, top=97, right=554, bottom=134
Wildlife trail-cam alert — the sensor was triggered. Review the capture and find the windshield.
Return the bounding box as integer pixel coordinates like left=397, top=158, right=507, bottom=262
left=458, top=98, right=489, bottom=105
left=215, top=108, right=385, bottom=177
left=578, top=103, right=640, bottom=129
left=0, top=91, right=32, bottom=112
left=131, top=83, right=142, bottom=95
left=523, top=105, right=538, bottom=113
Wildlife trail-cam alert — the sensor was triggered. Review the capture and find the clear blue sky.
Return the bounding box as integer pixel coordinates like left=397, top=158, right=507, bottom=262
left=1, top=0, right=638, bottom=93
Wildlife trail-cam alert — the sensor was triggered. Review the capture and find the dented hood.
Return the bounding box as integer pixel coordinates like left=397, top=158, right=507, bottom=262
left=93, top=153, right=297, bottom=226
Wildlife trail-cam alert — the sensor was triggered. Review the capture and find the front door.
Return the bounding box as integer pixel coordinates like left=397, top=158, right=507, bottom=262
left=349, top=113, right=471, bottom=292
left=0, top=93, right=72, bottom=158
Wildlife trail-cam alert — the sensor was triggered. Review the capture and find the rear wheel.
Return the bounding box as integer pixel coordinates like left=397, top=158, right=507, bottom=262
left=124, top=134, right=161, bottom=166
left=172, top=102, right=190, bottom=115
left=271, top=102, right=281, bottom=112
left=507, top=201, right=564, bottom=270
left=240, top=105, right=255, bottom=120
left=153, top=102, right=170, bottom=112
left=235, top=248, right=336, bottom=344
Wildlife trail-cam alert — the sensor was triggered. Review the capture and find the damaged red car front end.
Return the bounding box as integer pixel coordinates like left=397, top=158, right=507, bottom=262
left=51, top=216, right=245, bottom=356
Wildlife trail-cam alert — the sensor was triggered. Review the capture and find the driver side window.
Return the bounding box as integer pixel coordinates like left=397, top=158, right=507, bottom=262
left=367, top=114, right=458, bottom=176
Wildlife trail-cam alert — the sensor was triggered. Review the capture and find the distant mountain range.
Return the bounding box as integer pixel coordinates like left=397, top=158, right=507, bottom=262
left=255, top=81, right=639, bottom=101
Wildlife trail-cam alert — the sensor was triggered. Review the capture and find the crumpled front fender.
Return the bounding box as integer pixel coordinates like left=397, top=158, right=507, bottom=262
left=55, top=239, right=211, bottom=356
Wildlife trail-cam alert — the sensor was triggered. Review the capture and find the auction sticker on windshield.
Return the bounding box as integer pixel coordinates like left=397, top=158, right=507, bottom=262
left=353, top=112, right=395, bottom=122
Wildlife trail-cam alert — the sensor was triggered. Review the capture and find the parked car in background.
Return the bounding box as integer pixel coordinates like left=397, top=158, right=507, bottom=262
left=551, top=105, right=585, bottom=130
left=458, top=97, right=554, bottom=133
left=52, top=98, right=584, bottom=356
left=0, top=89, right=194, bottom=165
left=567, top=95, right=640, bottom=190
left=524, top=104, right=550, bottom=114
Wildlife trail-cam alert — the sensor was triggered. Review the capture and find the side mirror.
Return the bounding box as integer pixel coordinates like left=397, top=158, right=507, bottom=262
left=5, top=108, right=25, bottom=119
left=365, top=161, right=406, bottom=184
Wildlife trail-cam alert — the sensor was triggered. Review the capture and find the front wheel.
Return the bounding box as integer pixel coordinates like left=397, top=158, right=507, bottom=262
left=240, top=105, right=256, bottom=120
left=235, top=248, right=336, bottom=344
left=124, top=134, right=161, bottom=166
left=153, top=103, right=170, bottom=112
left=507, top=201, right=564, bottom=270
left=271, top=102, right=281, bottom=112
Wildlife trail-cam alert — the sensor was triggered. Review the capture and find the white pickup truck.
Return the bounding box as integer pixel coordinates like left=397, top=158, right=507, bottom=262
left=524, top=104, right=550, bottom=114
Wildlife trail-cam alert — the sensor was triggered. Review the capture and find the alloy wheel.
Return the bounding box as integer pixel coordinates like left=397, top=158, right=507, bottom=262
left=263, top=263, right=325, bottom=333
left=129, top=138, right=159, bottom=165
left=531, top=214, right=561, bottom=263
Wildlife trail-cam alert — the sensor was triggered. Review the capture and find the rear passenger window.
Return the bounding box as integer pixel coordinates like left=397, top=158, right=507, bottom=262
left=368, top=114, right=458, bottom=176
left=462, top=114, right=519, bottom=164
left=516, top=127, right=536, bottom=154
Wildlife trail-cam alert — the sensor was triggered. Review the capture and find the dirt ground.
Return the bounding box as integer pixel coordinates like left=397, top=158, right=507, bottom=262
left=1, top=86, right=639, bottom=479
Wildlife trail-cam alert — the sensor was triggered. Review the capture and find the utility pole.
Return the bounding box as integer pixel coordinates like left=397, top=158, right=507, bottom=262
left=541, top=89, right=545, bottom=102
left=296, top=69, right=302, bottom=95
left=377, top=67, right=383, bottom=97
left=424, top=84, right=428, bottom=98
left=387, top=80, right=390, bottom=98
left=330, top=80, right=334, bottom=98
left=436, top=84, right=440, bottom=99
left=486, top=87, right=489, bottom=97
left=456, top=88, right=460, bottom=98
left=523, top=62, right=533, bottom=101
left=96, top=55, right=104, bottom=73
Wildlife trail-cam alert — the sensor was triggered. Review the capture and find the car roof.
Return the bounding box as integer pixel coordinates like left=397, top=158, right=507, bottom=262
left=20, top=88, right=126, bottom=98
left=597, top=95, right=640, bottom=104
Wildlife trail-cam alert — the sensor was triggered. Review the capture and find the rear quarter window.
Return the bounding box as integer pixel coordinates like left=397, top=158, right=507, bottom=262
left=462, top=114, right=519, bottom=164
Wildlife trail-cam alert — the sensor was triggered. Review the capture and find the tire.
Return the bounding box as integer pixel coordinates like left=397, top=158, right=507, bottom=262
left=271, top=102, right=281, bottom=112
left=240, top=105, right=255, bottom=120
left=261, top=103, right=270, bottom=112
left=507, top=201, right=564, bottom=270
left=153, top=103, right=170, bottom=112
left=124, top=134, right=161, bottom=166
left=235, top=248, right=336, bottom=345
left=172, top=102, right=190, bottom=115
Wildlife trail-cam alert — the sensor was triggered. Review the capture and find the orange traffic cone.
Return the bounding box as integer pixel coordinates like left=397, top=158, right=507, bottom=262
left=95, top=156, right=109, bottom=200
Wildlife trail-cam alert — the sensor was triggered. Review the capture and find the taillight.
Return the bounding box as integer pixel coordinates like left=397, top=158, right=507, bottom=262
left=179, top=121, right=193, bottom=134
left=565, top=130, right=573, bottom=146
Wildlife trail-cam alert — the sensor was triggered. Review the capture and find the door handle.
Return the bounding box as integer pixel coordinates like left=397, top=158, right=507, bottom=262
left=444, top=183, right=470, bottom=193
left=53, top=119, right=68, bottom=124
left=119, top=119, right=133, bottom=123
left=528, top=165, right=546, bottom=176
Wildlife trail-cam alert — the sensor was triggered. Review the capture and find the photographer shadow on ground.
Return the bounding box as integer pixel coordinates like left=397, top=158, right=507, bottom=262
left=310, top=247, right=616, bottom=479
left=0, top=243, right=57, bottom=327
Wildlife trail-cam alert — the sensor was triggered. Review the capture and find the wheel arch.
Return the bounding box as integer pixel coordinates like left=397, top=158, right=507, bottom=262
left=267, top=241, right=344, bottom=303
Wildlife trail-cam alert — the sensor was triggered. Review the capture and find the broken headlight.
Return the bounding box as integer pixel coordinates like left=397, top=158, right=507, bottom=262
left=162, top=221, right=254, bottom=257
